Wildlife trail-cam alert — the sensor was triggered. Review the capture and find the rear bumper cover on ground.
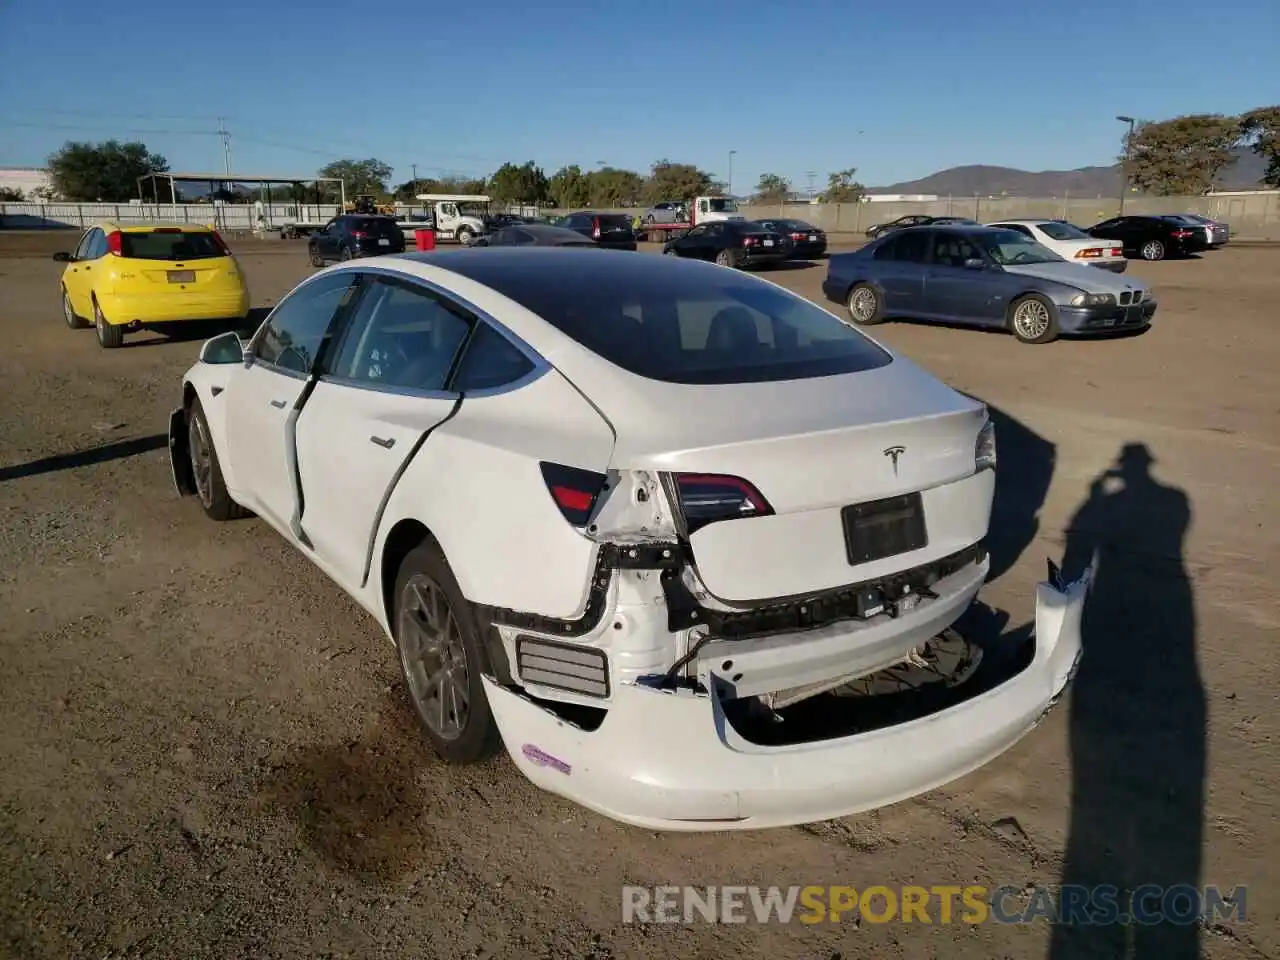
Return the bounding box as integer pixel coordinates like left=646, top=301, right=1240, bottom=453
left=483, top=556, right=1093, bottom=831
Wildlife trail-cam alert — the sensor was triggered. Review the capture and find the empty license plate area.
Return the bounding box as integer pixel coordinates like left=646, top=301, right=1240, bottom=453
left=167, top=270, right=195, bottom=284
left=841, top=492, right=928, bottom=565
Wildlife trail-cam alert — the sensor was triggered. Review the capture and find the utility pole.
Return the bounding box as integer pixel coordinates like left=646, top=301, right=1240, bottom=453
left=728, top=150, right=736, bottom=197
left=1116, top=115, right=1136, bottom=215
left=411, top=163, right=418, bottom=186
left=217, top=117, right=232, bottom=180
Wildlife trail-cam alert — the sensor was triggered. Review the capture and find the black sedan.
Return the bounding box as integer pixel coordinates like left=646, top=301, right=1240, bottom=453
left=865, top=214, right=936, bottom=239
left=557, top=211, right=638, bottom=251
left=475, top=224, right=599, bottom=248
left=308, top=214, right=405, bottom=265
left=755, top=218, right=828, bottom=259
left=662, top=220, right=790, bottom=270
left=1085, top=215, right=1208, bottom=261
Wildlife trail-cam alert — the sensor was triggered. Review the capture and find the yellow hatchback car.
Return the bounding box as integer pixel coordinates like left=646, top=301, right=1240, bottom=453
left=54, top=221, right=250, bottom=348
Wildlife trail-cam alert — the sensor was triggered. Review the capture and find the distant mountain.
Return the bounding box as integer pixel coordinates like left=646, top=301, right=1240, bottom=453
left=871, top=148, right=1267, bottom=197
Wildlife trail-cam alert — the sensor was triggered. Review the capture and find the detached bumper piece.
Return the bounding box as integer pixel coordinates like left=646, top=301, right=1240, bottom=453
left=483, top=555, right=1094, bottom=831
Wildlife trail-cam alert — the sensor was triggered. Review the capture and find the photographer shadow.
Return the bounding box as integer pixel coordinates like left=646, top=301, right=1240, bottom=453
left=1048, top=443, right=1205, bottom=959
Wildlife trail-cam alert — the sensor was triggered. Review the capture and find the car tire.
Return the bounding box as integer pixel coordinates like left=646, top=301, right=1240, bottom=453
left=457, top=227, right=474, bottom=246
left=62, top=288, right=90, bottom=329
left=1140, top=239, right=1165, bottom=261
left=1007, top=293, right=1060, bottom=344
left=715, top=249, right=738, bottom=268
left=93, top=298, right=124, bottom=348
left=186, top=397, right=247, bottom=521
left=339, top=246, right=354, bottom=262
left=645, top=215, right=655, bottom=225
left=846, top=282, right=884, bottom=325
left=663, top=246, right=680, bottom=257
left=309, top=246, right=324, bottom=267
left=393, top=541, right=502, bottom=765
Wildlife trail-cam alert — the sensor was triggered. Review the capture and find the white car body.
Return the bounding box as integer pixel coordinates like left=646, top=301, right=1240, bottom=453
left=167, top=249, right=1091, bottom=831
left=985, top=219, right=1128, bottom=273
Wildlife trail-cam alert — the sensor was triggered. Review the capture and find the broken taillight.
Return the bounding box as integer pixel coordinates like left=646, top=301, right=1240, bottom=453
left=673, top=473, right=773, bottom=535
left=540, top=461, right=608, bottom=527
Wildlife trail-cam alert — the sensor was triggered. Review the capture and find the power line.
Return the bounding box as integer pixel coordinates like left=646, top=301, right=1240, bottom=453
left=0, top=119, right=219, bottom=136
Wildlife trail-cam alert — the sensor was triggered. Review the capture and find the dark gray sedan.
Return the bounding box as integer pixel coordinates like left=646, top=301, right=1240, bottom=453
left=474, top=224, right=599, bottom=248
left=822, top=225, right=1157, bottom=344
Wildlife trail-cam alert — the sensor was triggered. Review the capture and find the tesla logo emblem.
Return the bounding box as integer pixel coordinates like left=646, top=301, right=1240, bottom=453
left=884, top=446, right=906, bottom=475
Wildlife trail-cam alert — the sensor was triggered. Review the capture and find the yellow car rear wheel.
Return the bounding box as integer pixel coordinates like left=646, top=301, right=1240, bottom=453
left=93, top=298, right=124, bottom=349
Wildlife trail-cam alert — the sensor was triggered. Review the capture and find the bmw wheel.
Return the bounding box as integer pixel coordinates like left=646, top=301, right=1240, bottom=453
left=1140, top=240, right=1165, bottom=261
left=1008, top=293, right=1059, bottom=344
left=847, top=282, right=884, bottom=325
left=394, top=541, right=501, bottom=763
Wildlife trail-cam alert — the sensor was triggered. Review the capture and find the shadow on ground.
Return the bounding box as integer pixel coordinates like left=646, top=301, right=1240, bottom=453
left=1049, top=442, right=1204, bottom=958
left=0, top=434, right=168, bottom=483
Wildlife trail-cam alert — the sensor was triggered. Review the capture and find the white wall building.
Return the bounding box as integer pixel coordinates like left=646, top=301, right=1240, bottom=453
left=0, top=167, right=54, bottom=199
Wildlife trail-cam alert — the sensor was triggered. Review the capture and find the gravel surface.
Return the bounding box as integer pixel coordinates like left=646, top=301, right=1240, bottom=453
left=1, top=234, right=1276, bottom=959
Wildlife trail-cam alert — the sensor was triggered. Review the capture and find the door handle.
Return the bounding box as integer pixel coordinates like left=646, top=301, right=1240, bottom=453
left=370, top=436, right=395, bottom=449
left=270, top=399, right=287, bottom=409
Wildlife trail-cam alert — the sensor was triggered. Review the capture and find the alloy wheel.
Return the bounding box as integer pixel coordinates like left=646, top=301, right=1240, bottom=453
left=849, top=287, right=878, bottom=322
left=1012, top=299, right=1051, bottom=341
left=399, top=573, right=470, bottom=741
left=188, top=413, right=214, bottom=508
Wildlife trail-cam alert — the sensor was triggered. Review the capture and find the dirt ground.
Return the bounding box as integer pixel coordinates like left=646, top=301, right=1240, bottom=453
left=1, top=232, right=1277, bottom=960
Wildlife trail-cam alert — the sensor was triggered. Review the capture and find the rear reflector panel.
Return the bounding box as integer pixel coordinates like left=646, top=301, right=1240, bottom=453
left=516, top=636, right=610, bottom=698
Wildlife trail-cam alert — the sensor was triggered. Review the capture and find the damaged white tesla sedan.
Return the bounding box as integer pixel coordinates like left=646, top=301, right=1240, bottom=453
left=168, top=248, right=1092, bottom=831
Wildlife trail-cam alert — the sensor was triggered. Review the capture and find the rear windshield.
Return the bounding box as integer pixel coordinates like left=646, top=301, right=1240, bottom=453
left=121, top=230, right=226, bottom=260
left=595, top=214, right=632, bottom=228
left=1037, top=221, right=1091, bottom=241
left=351, top=217, right=401, bottom=236
left=472, top=257, right=892, bottom=384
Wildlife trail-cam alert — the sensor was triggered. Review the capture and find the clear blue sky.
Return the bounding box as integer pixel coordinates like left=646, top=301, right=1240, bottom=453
left=1, top=0, right=1275, bottom=191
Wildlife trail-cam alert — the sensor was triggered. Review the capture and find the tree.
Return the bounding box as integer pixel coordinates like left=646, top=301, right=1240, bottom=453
left=47, top=140, right=169, bottom=202
left=0, top=187, right=24, bottom=201
left=643, top=160, right=715, bottom=204
left=1125, top=114, right=1240, bottom=195
left=822, top=168, right=866, bottom=203
left=487, top=161, right=549, bottom=204
left=587, top=167, right=644, bottom=206
left=548, top=165, right=591, bottom=208
left=754, top=173, right=790, bottom=203
left=318, top=158, right=393, bottom=197
left=1239, top=105, right=1280, bottom=188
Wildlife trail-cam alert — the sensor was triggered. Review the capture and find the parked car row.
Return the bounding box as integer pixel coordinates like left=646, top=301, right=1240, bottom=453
left=866, top=212, right=1230, bottom=262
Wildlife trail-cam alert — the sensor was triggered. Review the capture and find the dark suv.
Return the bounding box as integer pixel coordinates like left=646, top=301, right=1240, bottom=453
left=309, top=215, right=405, bottom=265
left=558, top=211, right=637, bottom=251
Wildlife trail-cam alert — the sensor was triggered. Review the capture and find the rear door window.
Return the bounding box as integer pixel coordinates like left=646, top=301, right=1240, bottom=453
left=893, top=230, right=930, bottom=263
left=121, top=230, right=225, bottom=260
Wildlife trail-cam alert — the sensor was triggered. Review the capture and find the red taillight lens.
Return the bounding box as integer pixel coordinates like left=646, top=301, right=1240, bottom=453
left=540, top=461, right=607, bottom=527
left=105, top=231, right=122, bottom=256
left=351, top=229, right=368, bottom=239
left=674, top=473, right=772, bottom=534
left=742, top=236, right=758, bottom=247
left=592, top=217, right=601, bottom=240
left=1075, top=247, right=1102, bottom=258
left=1172, top=229, right=1193, bottom=238
left=790, top=232, right=805, bottom=240
left=1109, top=247, right=1122, bottom=257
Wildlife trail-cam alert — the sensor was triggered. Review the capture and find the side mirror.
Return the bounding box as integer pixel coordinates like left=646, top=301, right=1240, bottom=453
left=964, top=258, right=988, bottom=270
left=53, top=251, right=75, bottom=263
left=199, top=330, right=247, bottom=365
